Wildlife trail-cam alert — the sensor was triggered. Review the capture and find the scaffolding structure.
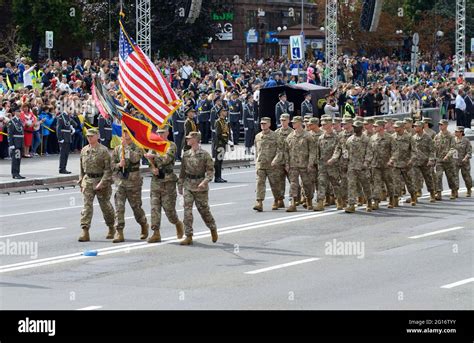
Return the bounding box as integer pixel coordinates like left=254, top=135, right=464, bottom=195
left=455, top=0, right=466, bottom=75
left=325, top=0, right=338, bottom=88
left=136, top=0, right=151, bottom=57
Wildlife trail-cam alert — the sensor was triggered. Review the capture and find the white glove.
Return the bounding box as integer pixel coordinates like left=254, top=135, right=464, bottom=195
left=59, top=140, right=64, bottom=144
left=174, top=131, right=179, bottom=136
left=9, top=145, right=15, bottom=151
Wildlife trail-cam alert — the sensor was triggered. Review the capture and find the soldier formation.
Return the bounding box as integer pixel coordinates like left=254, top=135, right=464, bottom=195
left=253, top=114, right=472, bottom=213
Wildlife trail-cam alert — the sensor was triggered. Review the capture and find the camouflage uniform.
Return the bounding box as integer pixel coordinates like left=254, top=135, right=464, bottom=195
left=178, top=146, right=217, bottom=237
left=433, top=130, right=458, bottom=192
left=410, top=131, right=436, bottom=194
left=285, top=127, right=316, bottom=204
left=390, top=131, right=416, bottom=197
left=274, top=125, right=294, bottom=201
left=336, top=127, right=353, bottom=202
left=316, top=131, right=341, bottom=202
left=368, top=132, right=394, bottom=201
left=454, top=134, right=472, bottom=193
left=150, top=142, right=180, bottom=230
left=309, top=125, right=323, bottom=193
left=255, top=128, right=285, bottom=201
left=79, top=143, right=115, bottom=230
left=112, top=143, right=147, bottom=231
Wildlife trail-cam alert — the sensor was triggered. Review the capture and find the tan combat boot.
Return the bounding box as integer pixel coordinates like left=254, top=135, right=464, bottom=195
left=455, top=189, right=459, bottom=198
left=387, top=197, right=394, bottom=209
left=366, top=199, right=373, bottom=212
left=342, top=197, right=347, bottom=209
left=313, top=200, right=325, bottom=211
left=277, top=199, right=286, bottom=209
left=429, top=192, right=436, bottom=203
left=329, top=196, right=336, bottom=206
left=78, top=227, right=90, bottom=242
left=393, top=196, right=399, bottom=207
left=410, top=194, right=417, bottom=206
left=180, top=236, right=193, bottom=246
left=140, top=223, right=149, bottom=240
left=286, top=199, right=297, bottom=212
left=106, top=227, right=115, bottom=239
left=211, top=230, right=218, bottom=243
left=272, top=199, right=279, bottom=210
left=335, top=197, right=343, bottom=210
left=306, top=198, right=313, bottom=211
left=147, top=227, right=161, bottom=243
left=301, top=196, right=307, bottom=208
left=416, top=190, right=422, bottom=197
left=467, top=188, right=472, bottom=197
left=450, top=190, right=456, bottom=200
left=373, top=200, right=380, bottom=210
left=357, top=196, right=364, bottom=206
left=253, top=200, right=263, bottom=212
left=175, top=221, right=184, bottom=239
left=344, top=204, right=355, bottom=213
left=113, top=229, right=125, bottom=243
left=435, top=191, right=442, bottom=201
left=324, top=195, right=331, bottom=207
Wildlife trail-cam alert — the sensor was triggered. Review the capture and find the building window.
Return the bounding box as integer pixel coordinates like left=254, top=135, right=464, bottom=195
left=246, top=10, right=257, bottom=29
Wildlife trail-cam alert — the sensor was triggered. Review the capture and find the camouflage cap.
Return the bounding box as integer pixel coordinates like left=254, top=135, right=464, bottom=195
left=422, top=117, right=432, bottom=123
left=280, top=113, right=290, bottom=120
left=439, top=119, right=449, bottom=125
left=404, top=117, right=414, bottom=123
left=308, top=117, right=319, bottom=125
left=455, top=126, right=465, bottom=132
left=86, top=128, right=99, bottom=136
left=342, top=117, right=353, bottom=124
left=342, top=114, right=353, bottom=120
left=185, top=131, right=201, bottom=140
left=393, top=121, right=405, bottom=128
left=352, top=120, right=364, bottom=128
left=373, top=120, right=386, bottom=127
left=291, top=116, right=303, bottom=123
left=304, top=114, right=313, bottom=122
left=321, top=114, right=332, bottom=121
left=413, top=121, right=424, bottom=127
left=385, top=118, right=395, bottom=123
left=333, top=117, right=343, bottom=123
left=260, top=117, right=271, bottom=124
left=364, top=118, right=375, bottom=124
left=354, top=116, right=364, bottom=122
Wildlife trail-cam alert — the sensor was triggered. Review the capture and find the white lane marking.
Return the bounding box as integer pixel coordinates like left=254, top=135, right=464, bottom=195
left=408, top=226, right=465, bottom=239
left=0, top=210, right=337, bottom=273
left=244, top=258, right=320, bottom=275
left=223, top=170, right=254, bottom=176
left=140, top=184, right=248, bottom=201
left=76, top=305, right=103, bottom=310
left=0, top=227, right=67, bottom=238
left=18, top=192, right=80, bottom=200
left=440, top=277, right=474, bottom=289
left=120, top=202, right=234, bottom=221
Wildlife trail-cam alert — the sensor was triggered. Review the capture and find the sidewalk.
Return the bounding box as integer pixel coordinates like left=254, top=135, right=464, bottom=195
left=0, top=144, right=253, bottom=190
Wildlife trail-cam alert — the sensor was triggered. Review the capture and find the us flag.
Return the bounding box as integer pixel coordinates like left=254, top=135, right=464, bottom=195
left=118, top=20, right=180, bottom=127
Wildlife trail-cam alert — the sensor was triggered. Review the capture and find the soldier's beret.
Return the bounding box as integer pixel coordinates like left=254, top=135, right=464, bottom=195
left=404, top=117, right=414, bottom=123
left=364, top=118, right=375, bottom=124
left=280, top=113, right=290, bottom=120
left=455, top=126, right=465, bottom=132
left=393, top=121, right=405, bottom=128
left=373, top=120, right=386, bottom=127
left=185, top=131, right=201, bottom=139
left=86, top=128, right=99, bottom=136
left=413, top=121, right=423, bottom=127
left=352, top=121, right=364, bottom=128
left=260, top=117, right=271, bottom=124
left=439, top=119, right=449, bottom=125
left=291, top=116, right=303, bottom=123
left=309, top=117, right=319, bottom=125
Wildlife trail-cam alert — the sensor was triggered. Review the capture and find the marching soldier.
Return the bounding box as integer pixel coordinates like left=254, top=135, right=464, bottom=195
left=228, top=90, right=242, bottom=145
left=78, top=128, right=115, bottom=242
left=275, top=92, right=292, bottom=126
left=183, top=107, right=197, bottom=152
left=333, top=117, right=343, bottom=134
left=301, top=92, right=313, bottom=117
left=214, top=107, right=231, bottom=183
left=314, top=117, right=342, bottom=211
left=172, top=105, right=186, bottom=161
left=433, top=119, right=458, bottom=200
left=336, top=116, right=354, bottom=208
left=275, top=113, right=294, bottom=208
left=98, top=113, right=113, bottom=148
left=388, top=121, right=417, bottom=207
left=409, top=121, right=436, bottom=203
left=307, top=117, right=322, bottom=196
left=144, top=127, right=184, bottom=243
left=331, top=121, right=372, bottom=213
left=56, top=108, right=75, bottom=174
left=453, top=126, right=472, bottom=197
left=422, top=117, right=436, bottom=140
left=304, top=115, right=312, bottom=130
left=111, top=129, right=149, bottom=243
left=7, top=107, right=25, bottom=179
left=363, top=118, right=375, bottom=138
left=285, top=116, right=316, bottom=212
left=197, top=91, right=212, bottom=144
left=253, top=117, right=285, bottom=212
left=243, top=93, right=256, bottom=155
left=178, top=131, right=218, bottom=245
left=367, top=120, right=395, bottom=209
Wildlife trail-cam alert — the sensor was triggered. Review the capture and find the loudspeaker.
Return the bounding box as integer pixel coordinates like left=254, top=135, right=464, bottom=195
left=360, top=0, right=384, bottom=32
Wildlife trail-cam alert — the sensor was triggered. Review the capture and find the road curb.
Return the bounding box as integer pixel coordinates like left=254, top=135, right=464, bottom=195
left=0, top=158, right=254, bottom=194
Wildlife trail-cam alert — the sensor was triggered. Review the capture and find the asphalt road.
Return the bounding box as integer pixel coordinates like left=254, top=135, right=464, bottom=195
left=0, top=165, right=472, bottom=310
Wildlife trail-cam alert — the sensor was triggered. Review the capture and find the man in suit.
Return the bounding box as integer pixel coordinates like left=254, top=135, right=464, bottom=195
left=56, top=108, right=75, bottom=174
left=464, top=89, right=473, bottom=129
left=98, top=114, right=113, bottom=148
left=300, top=92, right=314, bottom=118
left=8, top=107, right=25, bottom=179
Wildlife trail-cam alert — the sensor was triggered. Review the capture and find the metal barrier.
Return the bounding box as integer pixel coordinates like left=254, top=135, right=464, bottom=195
left=377, top=108, right=441, bottom=132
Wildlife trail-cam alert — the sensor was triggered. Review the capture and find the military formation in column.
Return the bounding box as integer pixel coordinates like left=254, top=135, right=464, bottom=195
left=254, top=114, right=472, bottom=213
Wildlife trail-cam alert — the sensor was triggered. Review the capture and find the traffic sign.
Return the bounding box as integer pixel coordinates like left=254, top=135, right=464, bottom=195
left=45, top=31, right=54, bottom=49
left=290, top=35, right=303, bottom=61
